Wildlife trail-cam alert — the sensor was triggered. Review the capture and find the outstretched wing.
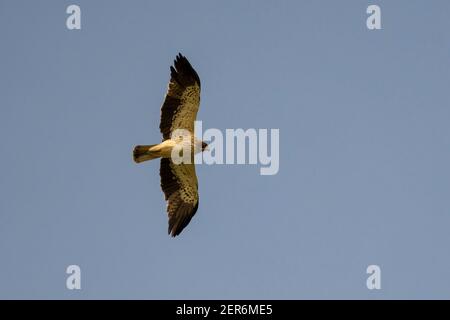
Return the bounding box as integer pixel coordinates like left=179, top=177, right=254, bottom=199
left=160, top=53, right=201, bottom=140
left=160, top=158, right=199, bottom=237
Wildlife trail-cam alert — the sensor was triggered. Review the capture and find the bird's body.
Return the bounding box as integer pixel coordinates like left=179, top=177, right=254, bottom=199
left=134, top=137, right=206, bottom=163
left=133, top=53, right=207, bottom=237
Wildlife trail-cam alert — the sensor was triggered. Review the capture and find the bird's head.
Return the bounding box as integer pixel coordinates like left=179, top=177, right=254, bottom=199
left=201, top=141, right=209, bottom=151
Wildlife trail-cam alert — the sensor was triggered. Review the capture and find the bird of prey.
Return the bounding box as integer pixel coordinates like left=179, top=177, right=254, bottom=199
left=133, top=53, right=208, bottom=237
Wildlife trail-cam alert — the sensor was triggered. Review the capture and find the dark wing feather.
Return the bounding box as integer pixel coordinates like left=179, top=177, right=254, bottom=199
left=160, top=53, right=201, bottom=140
left=160, top=158, right=199, bottom=237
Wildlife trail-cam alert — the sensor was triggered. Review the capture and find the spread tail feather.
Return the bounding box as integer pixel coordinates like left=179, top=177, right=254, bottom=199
left=133, top=145, right=160, bottom=163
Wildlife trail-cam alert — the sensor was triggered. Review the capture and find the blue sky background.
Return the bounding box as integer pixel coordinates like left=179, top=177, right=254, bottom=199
left=1, top=0, right=450, bottom=299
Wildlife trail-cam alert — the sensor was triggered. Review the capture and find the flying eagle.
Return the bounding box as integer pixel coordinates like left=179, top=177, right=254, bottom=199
left=133, top=53, right=208, bottom=237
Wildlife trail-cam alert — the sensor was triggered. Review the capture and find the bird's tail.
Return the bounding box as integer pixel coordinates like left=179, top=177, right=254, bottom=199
left=133, top=145, right=160, bottom=163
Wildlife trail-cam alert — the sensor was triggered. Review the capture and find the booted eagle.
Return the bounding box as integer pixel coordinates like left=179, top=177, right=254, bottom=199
left=133, top=53, right=208, bottom=237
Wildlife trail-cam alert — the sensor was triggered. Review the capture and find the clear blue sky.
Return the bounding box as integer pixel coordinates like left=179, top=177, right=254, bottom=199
left=1, top=0, right=450, bottom=299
